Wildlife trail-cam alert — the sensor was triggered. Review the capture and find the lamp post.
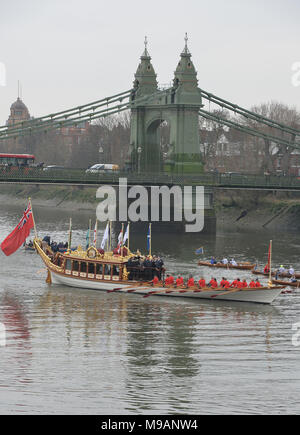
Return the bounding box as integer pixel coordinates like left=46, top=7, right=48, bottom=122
left=137, top=146, right=142, bottom=174
left=99, top=144, right=104, bottom=162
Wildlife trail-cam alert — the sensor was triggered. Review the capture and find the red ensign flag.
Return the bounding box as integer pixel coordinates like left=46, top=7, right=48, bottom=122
left=1, top=202, right=34, bottom=256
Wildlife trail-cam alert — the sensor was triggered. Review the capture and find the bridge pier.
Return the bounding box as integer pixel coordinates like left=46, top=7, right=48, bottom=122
left=112, top=185, right=216, bottom=235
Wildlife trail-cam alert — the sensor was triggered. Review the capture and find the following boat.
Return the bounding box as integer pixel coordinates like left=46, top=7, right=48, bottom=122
left=272, top=279, right=300, bottom=288
left=198, top=260, right=255, bottom=271
left=33, top=239, right=284, bottom=305
left=252, top=270, right=300, bottom=279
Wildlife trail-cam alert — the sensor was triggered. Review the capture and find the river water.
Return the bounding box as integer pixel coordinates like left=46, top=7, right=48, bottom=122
left=0, top=204, right=299, bottom=415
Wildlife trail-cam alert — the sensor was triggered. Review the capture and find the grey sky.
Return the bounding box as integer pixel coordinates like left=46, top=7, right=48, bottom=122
left=0, top=0, right=299, bottom=125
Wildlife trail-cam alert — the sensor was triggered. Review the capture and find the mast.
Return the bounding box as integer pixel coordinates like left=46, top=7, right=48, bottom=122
left=28, top=197, right=38, bottom=239
left=268, top=240, right=272, bottom=287
left=68, top=218, right=72, bottom=251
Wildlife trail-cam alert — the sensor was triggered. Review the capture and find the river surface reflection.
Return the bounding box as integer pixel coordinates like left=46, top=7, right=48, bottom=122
left=0, top=204, right=299, bottom=414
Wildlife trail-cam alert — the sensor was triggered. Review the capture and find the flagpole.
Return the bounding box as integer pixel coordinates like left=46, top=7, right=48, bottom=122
left=121, top=223, right=124, bottom=256
left=269, top=240, right=272, bottom=287
left=106, top=220, right=109, bottom=252
left=94, top=220, right=98, bottom=248
left=149, top=223, right=152, bottom=256
left=127, top=222, right=130, bottom=253
left=28, top=197, right=38, bottom=239
left=88, top=219, right=92, bottom=248
left=109, top=221, right=112, bottom=251
left=68, top=218, right=72, bottom=251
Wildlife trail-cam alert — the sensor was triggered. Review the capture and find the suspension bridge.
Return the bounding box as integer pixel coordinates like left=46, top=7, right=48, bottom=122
left=0, top=35, right=299, bottom=188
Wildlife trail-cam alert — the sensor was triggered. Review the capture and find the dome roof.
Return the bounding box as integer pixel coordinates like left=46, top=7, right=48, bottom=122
left=10, top=97, right=28, bottom=112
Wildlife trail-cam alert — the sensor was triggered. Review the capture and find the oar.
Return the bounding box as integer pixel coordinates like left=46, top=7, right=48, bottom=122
left=211, top=288, right=241, bottom=298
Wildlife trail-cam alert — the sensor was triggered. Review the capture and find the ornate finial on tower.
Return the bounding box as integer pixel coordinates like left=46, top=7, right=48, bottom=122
left=142, top=36, right=150, bottom=58
left=183, top=32, right=190, bottom=55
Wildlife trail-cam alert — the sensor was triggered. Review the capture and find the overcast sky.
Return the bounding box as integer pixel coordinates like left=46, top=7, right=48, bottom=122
left=0, top=0, right=299, bottom=125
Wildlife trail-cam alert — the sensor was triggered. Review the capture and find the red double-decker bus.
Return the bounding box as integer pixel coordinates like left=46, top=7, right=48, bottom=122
left=0, top=153, right=36, bottom=173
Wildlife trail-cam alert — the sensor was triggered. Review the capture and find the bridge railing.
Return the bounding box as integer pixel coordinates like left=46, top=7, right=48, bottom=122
left=0, top=168, right=300, bottom=189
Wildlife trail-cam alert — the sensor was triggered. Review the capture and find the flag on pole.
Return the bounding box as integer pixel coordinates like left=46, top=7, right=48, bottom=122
left=147, top=223, right=151, bottom=255
left=1, top=201, right=34, bottom=256
left=123, top=224, right=129, bottom=246
left=195, top=247, right=204, bottom=255
left=117, top=225, right=124, bottom=253
left=101, top=222, right=110, bottom=250
left=93, top=221, right=98, bottom=246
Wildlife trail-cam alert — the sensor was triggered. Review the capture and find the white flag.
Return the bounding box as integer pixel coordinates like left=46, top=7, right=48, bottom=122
left=118, top=229, right=123, bottom=246
left=123, top=224, right=129, bottom=245
left=101, top=222, right=109, bottom=250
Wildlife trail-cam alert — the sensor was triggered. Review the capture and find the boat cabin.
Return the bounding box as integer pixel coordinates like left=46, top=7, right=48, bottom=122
left=59, top=246, right=129, bottom=282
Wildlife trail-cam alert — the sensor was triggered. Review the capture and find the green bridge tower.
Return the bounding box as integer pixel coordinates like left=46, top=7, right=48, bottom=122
left=128, top=35, right=203, bottom=174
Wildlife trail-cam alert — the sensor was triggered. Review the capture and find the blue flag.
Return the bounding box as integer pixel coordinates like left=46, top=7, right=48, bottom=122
left=147, top=224, right=151, bottom=254
left=195, top=247, right=204, bottom=255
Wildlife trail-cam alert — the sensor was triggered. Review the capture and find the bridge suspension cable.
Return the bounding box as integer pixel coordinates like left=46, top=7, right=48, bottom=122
left=0, top=88, right=168, bottom=140
left=200, top=88, right=300, bottom=136
left=199, top=109, right=300, bottom=150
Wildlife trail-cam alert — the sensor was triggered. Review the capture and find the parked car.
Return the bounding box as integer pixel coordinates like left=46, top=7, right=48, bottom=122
left=43, top=165, right=65, bottom=172
left=85, top=164, right=119, bottom=174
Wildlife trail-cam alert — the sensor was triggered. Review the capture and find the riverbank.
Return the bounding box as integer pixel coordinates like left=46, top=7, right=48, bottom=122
left=1, top=183, right=300, bottom=231
left=215, top=188, right=300, bottom=231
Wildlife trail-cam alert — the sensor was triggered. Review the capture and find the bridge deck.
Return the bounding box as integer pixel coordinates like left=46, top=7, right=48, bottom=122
left=1, top=169, right=300, bottom=190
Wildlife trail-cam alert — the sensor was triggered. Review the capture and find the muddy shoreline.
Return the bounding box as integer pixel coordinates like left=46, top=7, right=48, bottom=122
left=1, top=184, right=300, bottom=232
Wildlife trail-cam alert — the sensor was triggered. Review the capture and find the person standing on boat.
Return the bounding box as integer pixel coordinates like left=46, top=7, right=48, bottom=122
left=155, top=257, right=164, bottom=280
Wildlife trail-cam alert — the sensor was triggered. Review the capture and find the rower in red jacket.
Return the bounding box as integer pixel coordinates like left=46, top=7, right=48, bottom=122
left=242, top=279, right=248, bottom=288
left=237, top=279, right=243, bottom=289
left=230, top=279, right=239, bottom=288
left=220, top=277, right=227, bottom=288
left=198, top=278, right=206, bottom=288
left=165, top=275, right=174, bottom=285
left=176, top=276, right=184, bottom=286
left=152, top=276, right=159, bottom=285
left=255, top=279, right=262, bottom=288
left=210, top=278, right=218, bottom=288
left=249, top=280, right=256, bottom=288
left=223, top=279, right=230, bottom=289
left=187, top=276, right=195, bottom=287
